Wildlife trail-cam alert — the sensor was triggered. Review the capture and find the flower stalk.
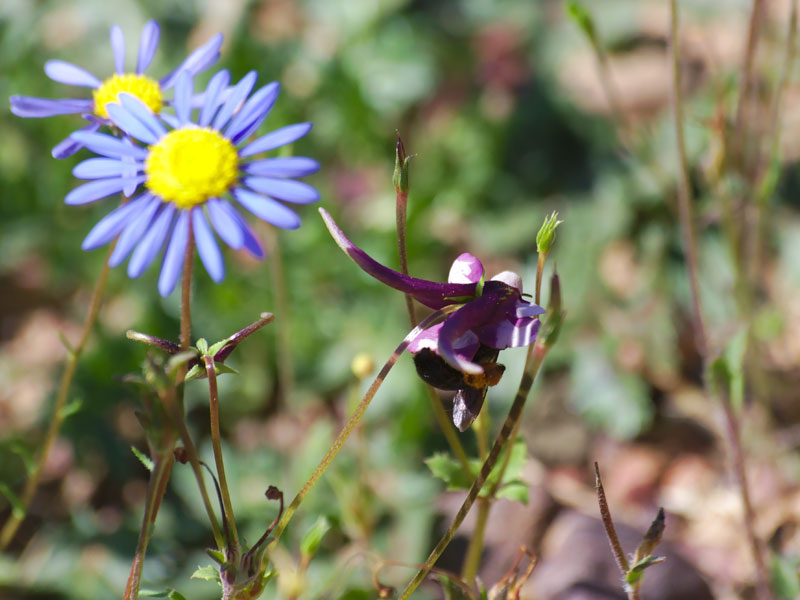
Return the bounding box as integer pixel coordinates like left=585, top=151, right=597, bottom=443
left=0, top=245, right=114, bottom=551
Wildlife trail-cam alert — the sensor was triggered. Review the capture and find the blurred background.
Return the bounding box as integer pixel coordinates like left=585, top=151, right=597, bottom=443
left=2, top=0, right=800, bottom=598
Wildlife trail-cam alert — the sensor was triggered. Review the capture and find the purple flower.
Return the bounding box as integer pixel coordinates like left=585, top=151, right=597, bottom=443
left=9, top=20, right=222, bottom=158
left=70, top=70, right=318, bottom=296
left=319, top=208, right=545, bottom=375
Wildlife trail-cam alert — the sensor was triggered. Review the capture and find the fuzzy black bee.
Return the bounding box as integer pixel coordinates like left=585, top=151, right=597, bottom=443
left=413, top=344, right=505, bottom=432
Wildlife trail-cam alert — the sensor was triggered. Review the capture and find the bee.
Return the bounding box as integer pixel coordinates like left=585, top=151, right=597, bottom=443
left=413, top=345, right=505, bottom=432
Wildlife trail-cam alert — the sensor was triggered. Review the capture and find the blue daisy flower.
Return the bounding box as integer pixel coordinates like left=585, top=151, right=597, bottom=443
left=68, top=70, right=319, bottom=296
left=10, top=20, right=222, bottom=158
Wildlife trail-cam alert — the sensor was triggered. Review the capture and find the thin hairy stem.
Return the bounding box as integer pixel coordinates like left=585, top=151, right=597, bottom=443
left=670, top=4, right=772, bottom=598
left=0, top=245, right=114, bottom=550
left=204, top=356, right=240, bottom=552
left=460, top=408, right=491, bottom=582
left=269, top=308, right=455, bottom=545
left=396, top=183, right=417, bottom=326
left=123, top=450, right=174, bottom=600
left=733, top=0, right=766, bottom=168
left=180, top=233, right=195, bottom=352
left=594, top=463, right=630, bottom=575
left=398, top=342, right=550, bottom=599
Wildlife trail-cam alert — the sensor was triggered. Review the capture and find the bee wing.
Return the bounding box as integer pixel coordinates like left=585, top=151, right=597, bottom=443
left=452, top=385, right=488, bottom=432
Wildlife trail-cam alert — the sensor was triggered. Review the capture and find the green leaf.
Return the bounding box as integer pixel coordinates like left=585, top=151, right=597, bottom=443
left=206, top=548, right=225, bottom=564
left=426, top=439, right=529, bottom=500
left=195, top=338, right=209, bottom=354
left=215, top=363, right=239, bottom=377
left=139, top=590, right=188, bottom=600
left=300, top=516, right=331, bottom=559
left=59, top=398, right=83, bottom=419
left=184, top=364, right=204, bottom=382
left=625, top=555, right=665, bottom=586
left=565, top=1, right=596, bottom=42
left=0, top=483, right=25, bottom=518
left=131, top=446, right=154, bottom=472
left=167, top=590, right=188, bottom=600
left=208, top=339, right=229, bottom=356
left=57, top=330, right=74, bottom=354
left=771, top=554, right=800, bottom=600
left=191, top=565, right=221, bottom=582
left=9, top=441, right=36, bottom=475
left=708, top=327, right=748, bottom=412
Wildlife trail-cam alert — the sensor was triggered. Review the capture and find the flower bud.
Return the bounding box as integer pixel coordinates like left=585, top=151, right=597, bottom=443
left=536, top=211, right=563, bottom=256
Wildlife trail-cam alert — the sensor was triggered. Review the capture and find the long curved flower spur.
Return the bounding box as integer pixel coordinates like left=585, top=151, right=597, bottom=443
left=320, top=208, right=545, bottom=431
left=10, top=20, right=222, bottom=158
left=67, top=69, right=319, bottom=296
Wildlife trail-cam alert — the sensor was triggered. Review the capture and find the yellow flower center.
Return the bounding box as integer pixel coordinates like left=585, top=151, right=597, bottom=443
left=145, top=127, right=239, bottom=209
left=93, top=73, right=163, bottom=119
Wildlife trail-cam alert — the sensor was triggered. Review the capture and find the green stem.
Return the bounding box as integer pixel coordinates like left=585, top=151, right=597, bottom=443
left=203, top=355, right=240, bottom=552
left=460, top=498, right=489, bottom=584
left=398, top=342, right=551, bottom=599
left=264, top=225, right=294, bottom=407
left=269, top=308, right=454, bottom=545
left=0, top=245, right=114, bottom=550
left=122, top=450, right=175, bottom=600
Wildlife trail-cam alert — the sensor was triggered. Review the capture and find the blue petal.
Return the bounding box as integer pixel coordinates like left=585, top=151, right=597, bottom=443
left=243, top=157, right=320, bottom=178
left=65, top=176, right=144, bottom=205
left=110, top=25, right=125, bottom=74
left=243, top=177, right=319, bottom=204
left=160, top=33, right=223, bottom=89
left=136, top=20, right=160, bottom=74
left=109, top=194, right=160, bottom=266
left=230, top=208, right=265, bottom=258
left=119, top=93, right=167, bottom=138
left=198, top=69, right=230, bottom=126
left=70, top=131, right=148, bottom=159
left=52, top=121, right=100, bottom=159
left=192, top=208, right=225, bottom=282
left=207, top=198, right=245, bottom=249
left=82, top=194, right=151, bottom=250
left=232, top=188, right=301, bottom=230
left=44, top=60, right=101, bottom=88
left=73, top=157, right=140, bottom=179
left=174, top=71, right=193, bottom=125
left=158, top=210, right=189, bottom=296
left=239, top=123, right=312, bottom=158
left=10, top=96, right=93, bottom=118
left=225, top=82, right=280, bottom=142
left=106, top=101, right=159, bottom=144
left=212, top=71, right=257, bottom=131
left=128, top=203, right=175, bottom=278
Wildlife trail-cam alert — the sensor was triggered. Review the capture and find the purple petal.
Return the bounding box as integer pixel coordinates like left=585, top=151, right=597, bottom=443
left=207, top=198, right=245, bottom=249
left=65, top=176, right=144, bottom=205
left=174, top=70, right=193, bottom=125
left=70, top=130, right=148, bottom=159
left=160, top=33, right=223, bottom=89
left=212, top=71, right=258, bottom=131
left=157, top=210, right=189, bottom=296
left=239, top=123, right=312, bottom=158
left=230, top=209, right=264, bottom=258
left=109, top=194, right=160, bottom=266
left=475, top=314, right=541, bottom=350
left=243, top=157, right=320, bottom=178
left=10, top=96, right=93, bottom=118
left=82, top=194, right=151, bottom=250
left=490, top=270, right=522, bottom=292
left=73, top=157, right=140, bottom=179
left=128, top=203, right=175, bottom=278
left=44, top=60, right=101, bottom=88
left=243, top=177, right=319, bottom=204
left=226, top=81, right=280, bottom=142
left=232, top=188, right=301, bottom=230
left=516, top=302, right=546, bottom=318
left=437, top=287, right=519, bottom=374
left=192, top=208, right=225, bottom=282
left=199, top=69, right=230, bottom=126
left=407, top=323, right=443, bottom=354
left=110, top=25, right=125, bottom=74
left=448, top=253, right=484, bottom=284
left=119, top=93, right=168, bottom=138
left=136, top=20, right=160, bottom=73
left=106, top=101, right=158, bottom=144
left=52, top=121, right=101, bottom=159
left=319, top=208, right=477, bottom=310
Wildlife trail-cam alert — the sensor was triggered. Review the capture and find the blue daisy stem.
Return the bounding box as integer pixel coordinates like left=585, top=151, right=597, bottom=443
left=398, top=273, right=565, bottom=600
left=393, top=135, right=472, bottom=479
left=267, top=307, right=457, bottom=548
left=203, top=354, right=240, bottom=554
left=0, top=246, right=114, bottom=551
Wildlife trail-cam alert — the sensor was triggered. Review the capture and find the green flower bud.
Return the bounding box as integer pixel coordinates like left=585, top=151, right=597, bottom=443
left=536, top=211, right=563, bottom=256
